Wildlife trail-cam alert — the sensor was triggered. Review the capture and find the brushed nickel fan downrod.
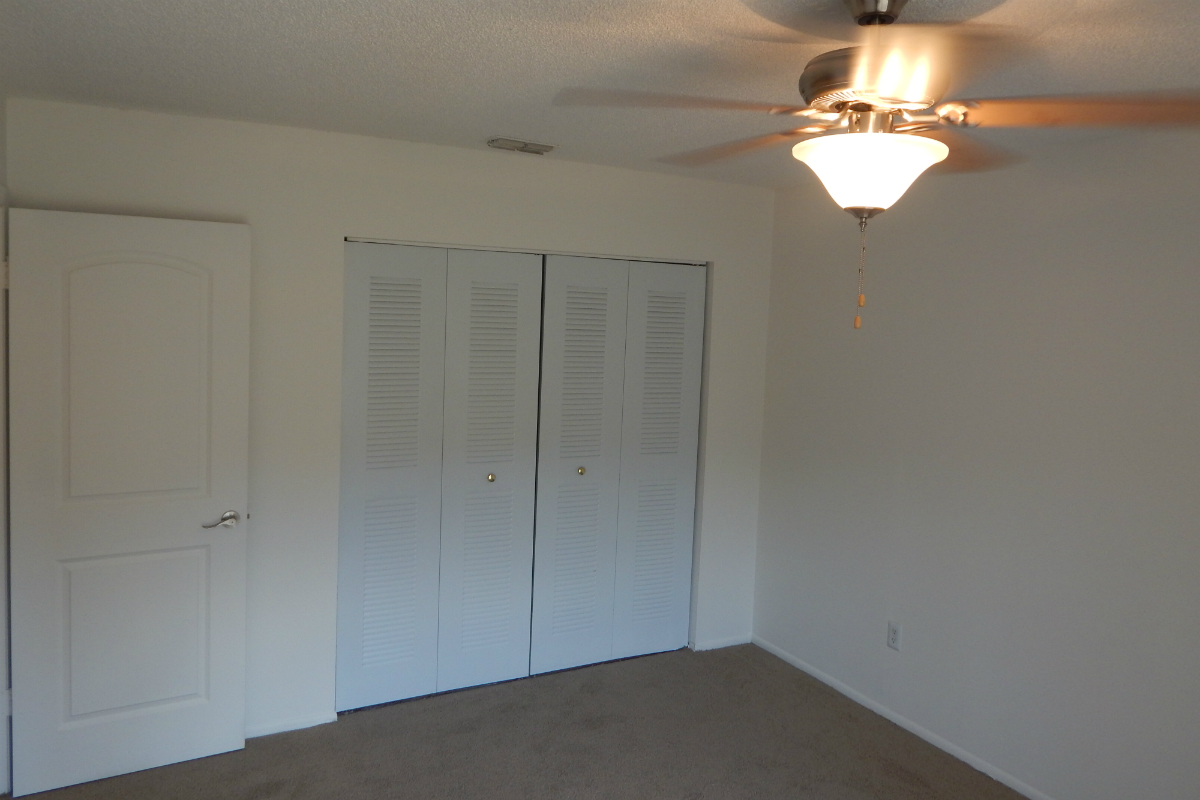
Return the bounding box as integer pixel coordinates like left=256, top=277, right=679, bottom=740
left=844, top=0, right=909, bottom=25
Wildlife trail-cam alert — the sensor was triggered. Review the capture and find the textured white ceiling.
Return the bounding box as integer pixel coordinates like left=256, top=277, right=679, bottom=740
left=1, top=0, right=1198, bottom=186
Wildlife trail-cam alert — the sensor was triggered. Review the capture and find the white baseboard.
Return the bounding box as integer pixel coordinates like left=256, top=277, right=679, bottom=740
left=751, top=635, right=1054, bottom=800
left=246, top=712, right=338, bottom=739
left=689, top=633, right=753, bottom=651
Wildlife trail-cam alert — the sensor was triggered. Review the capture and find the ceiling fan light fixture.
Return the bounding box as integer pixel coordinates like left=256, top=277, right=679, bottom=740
left=791, top=132, right=948, bottom=212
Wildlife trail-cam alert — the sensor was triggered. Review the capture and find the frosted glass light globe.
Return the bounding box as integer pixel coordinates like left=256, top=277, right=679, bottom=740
left=791, top=133, right=949, bottom=211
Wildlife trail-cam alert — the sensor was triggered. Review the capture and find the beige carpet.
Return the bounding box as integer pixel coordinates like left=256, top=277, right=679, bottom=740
left=34, top=645, right=1026, bottom=799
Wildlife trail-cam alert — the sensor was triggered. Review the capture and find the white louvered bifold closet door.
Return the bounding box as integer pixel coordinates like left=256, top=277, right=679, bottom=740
left=437, top=250, right=543, bottom=692
left=612, top=263, right=707, bottom=659
left=336, top=243, right=447, bottom=710
left=530, top=257, right=629, bottom=674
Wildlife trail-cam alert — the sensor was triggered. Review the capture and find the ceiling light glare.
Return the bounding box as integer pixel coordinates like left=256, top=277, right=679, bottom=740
left=791, top=133, right=948, bottom=211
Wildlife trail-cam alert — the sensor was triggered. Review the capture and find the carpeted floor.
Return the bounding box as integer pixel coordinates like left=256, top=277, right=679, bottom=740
left=33, top=644, right=1027, bottom=799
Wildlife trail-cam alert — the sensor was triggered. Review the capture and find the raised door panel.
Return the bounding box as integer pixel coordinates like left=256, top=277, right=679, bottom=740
left=612, top=263, right=707, bottom=659
left=336, top=242, right=447, bottom=710
left=10, top=209, right=250, bottom=796
left=437, top=250, right=542, bottom=692
left=530, top=257, right=629, bottom=674
left=67, top=262, right=209, bottom=498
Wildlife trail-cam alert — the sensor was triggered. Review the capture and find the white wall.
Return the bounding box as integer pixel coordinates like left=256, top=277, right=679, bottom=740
left=755, top=129, right=1200, bottom=800
left=5, top=98, right=772, bottom=739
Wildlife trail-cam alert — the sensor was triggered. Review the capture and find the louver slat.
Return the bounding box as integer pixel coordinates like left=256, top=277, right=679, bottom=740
left=630, top=481, right=678, bottom=622
left=550, top=482, right=602, bottom=635
left=560, top=288, right=609, bottom=460
left=460, top=493, right=515, bottom=649
left=640, top=291, right=686, bottom=456
left=367, top=280, right=422, bottom=469
left=361, top=499, right=420, bottom=664
left=466, top=283, right=519, bottom=464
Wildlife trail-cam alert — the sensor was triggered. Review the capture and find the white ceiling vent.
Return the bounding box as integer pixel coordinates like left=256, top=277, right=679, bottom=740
left=487, top=138, right=555, bottom=155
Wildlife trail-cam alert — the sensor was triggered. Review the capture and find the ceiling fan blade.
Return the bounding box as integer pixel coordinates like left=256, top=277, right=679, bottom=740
left=912, top=127, right=1023, bottom=174
left=554, top=88, right=808, bottom=116
left=718, top=28, right=845, bottom=46
left=853, top=23, right=1026, bottom=108
left=943, top=94, right=1200, bottom=128
left=658, top=129, right=821, bottom=167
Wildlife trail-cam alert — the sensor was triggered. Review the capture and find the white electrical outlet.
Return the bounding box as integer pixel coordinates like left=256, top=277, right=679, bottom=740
left=887, top=621, right=902, bottom=651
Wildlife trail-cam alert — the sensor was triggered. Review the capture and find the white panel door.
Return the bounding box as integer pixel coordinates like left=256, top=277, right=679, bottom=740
left=9, top=209, right=251, bottom=796
left=612, top=263, right=706, bottom=659
left=336, top=243, right=447, bottom=710
left=530, top=257, right=629, bottom=674
left=437, top=249, right=542, bottom=692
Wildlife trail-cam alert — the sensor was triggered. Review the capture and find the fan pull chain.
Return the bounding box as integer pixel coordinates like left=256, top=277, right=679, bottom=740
left=854, top=217, right=868, bottom=329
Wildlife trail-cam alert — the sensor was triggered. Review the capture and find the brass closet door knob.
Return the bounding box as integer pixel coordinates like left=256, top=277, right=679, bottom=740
left=487, top=474, right=496, bottom=482
left=577, top=467, right=586, bottom=475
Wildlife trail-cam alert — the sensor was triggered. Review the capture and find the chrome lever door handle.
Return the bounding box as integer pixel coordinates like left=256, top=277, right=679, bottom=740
left=202, top=511, right=241, bottom=529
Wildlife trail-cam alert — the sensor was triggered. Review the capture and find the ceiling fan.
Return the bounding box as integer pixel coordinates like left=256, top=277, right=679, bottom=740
left=556, top=0, right=1200, bottom=326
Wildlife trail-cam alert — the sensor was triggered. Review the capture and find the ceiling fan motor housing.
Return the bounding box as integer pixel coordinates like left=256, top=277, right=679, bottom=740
left=844, top=0, right=909, bottom=25
left=799, top=47, right=939, bottom=112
